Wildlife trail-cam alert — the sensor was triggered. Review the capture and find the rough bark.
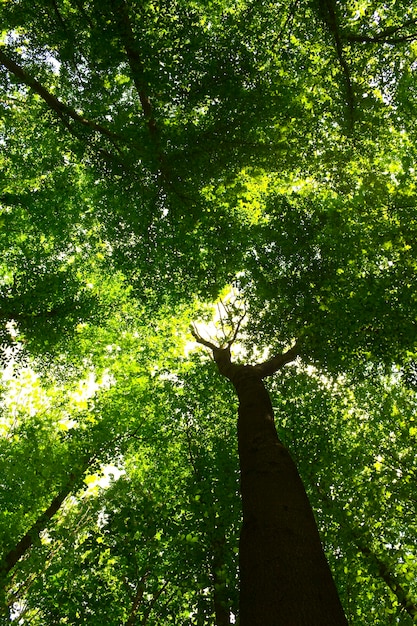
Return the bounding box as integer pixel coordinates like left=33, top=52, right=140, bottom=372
left=192, top=333, right=348, bottom=625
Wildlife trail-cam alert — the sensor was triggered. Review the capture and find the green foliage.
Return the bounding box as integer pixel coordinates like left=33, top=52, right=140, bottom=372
left=1, top=0, right=417, bottom=623
left=244, top=177, right=417, bottom=369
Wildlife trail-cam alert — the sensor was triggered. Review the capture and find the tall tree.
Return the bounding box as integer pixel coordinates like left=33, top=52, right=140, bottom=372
left=191, top=322, right=347, bottom=624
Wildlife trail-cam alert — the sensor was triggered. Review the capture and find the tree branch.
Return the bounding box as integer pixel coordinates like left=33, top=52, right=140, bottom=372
left=142, top=580, right=170, bottom=625
left=318, top=0, right=355, bottom=127
left=125, top=573, right=148, bottom=626
left=191, top=323, right=299, bottom=380
left=0, top=49, right=124, bottom=142
left=344, top=33, right=417, bottom=45
left=1, top=459, right=90, bottom=578
left=112, top=0, right=158, bottom=138
left=315, top=484, right=417, bottom=620
left=190, top=324, right=220, bottom=353
left=255, top=341, right=300, bottom=378
left=190, top=323, right=233, bottom=377
left=343, top=20, right=417, bottom=45
left=228, top=306, right=247, bottom=347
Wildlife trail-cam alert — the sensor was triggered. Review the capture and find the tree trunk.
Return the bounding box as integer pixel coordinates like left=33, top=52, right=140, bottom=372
left=191, top=328, right=348, bottom=624
left=315, top=483, right=417, bottom=620
left=209, top=346, right=347, bottom=625
left=233, top=366, right=347, bottom=625
left=212, top=531, right=231, bottom=626
left=1, top=472, right=78, bottom=577
left=1, top=457, right=90, bottom=583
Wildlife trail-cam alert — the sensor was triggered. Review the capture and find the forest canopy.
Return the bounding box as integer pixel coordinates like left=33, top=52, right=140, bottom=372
left=1, top=0, right=417, bottom=624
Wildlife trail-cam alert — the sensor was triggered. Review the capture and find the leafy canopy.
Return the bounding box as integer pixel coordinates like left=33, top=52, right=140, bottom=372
left=1, top=0, right=417, bottom=623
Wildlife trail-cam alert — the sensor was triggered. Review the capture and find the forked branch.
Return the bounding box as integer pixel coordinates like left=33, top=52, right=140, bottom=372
left=191, top=301, right=246, bottom=353
left=190, top=323, right=234, bottom=377
left=190, top=324, right=220, bottom=353
left=191, top=303, right=299, bottom=379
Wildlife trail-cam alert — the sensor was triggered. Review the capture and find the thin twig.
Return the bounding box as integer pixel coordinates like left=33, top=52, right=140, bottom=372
left=228, top=308, right=247, bottom=348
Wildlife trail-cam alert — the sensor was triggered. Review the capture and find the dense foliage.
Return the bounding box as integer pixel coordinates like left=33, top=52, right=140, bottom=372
left=1, top=0, right=417, bottom=623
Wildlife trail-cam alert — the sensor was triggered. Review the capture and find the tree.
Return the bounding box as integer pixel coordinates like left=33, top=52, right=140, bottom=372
left=191, top=317, right=347, bottom=624
left=1, top=0, right=417, bottom=623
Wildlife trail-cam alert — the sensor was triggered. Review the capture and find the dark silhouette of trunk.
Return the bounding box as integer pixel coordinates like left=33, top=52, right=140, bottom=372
left=1, top=459, right=90, bottom=583
left=192, top=328, right=347, bottom=625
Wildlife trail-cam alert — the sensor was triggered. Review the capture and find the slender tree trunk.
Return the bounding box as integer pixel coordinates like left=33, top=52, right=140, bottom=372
left=1, top=473, right=77, bottom=577
left=315, top=483, right=417, bottom=620
left=1, top=457, right=90, bottom=583
left=125, top=574, right=147, bottom=626
left=0, top=472, right=79, bottom=617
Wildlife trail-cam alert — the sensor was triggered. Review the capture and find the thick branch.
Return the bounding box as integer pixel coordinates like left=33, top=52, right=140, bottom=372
left=344, top=33, right=417, bottom=44
left=191, top=324, right=299, bottom=381
left=0, top=49, right=123, bottom=142
left=190, top=325, right=221, bottom=353
left=190, top=324, right=234, bottom=378
left=343, top=20, right=417, bottom=45
left=255, top=341, right=300, bottom=378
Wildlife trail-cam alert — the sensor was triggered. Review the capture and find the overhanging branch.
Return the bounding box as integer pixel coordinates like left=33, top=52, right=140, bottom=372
left=0, top=49, right=124, bottom=142
left=343, top=19, right=417, bottom=45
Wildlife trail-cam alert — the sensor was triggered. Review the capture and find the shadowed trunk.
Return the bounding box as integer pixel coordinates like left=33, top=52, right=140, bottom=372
left=233, top=366, right=346, bottom=624
left=196, top=340, right=348, bottom=626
